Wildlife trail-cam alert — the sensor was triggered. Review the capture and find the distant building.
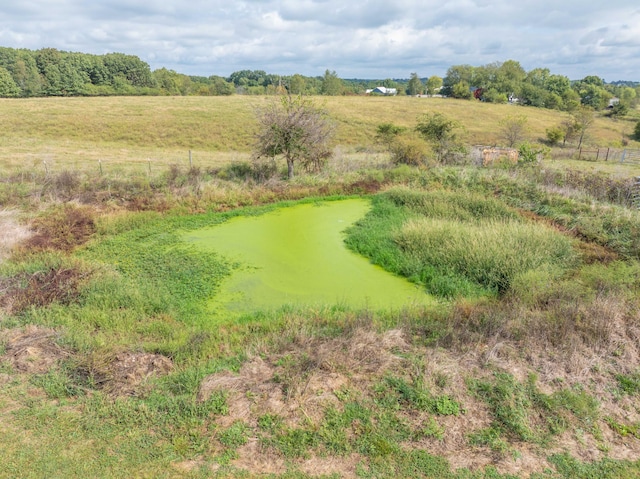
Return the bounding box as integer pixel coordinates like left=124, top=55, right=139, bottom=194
left=366, top=86, right=397, bottom=96
left=608, top=97, right=620, bottom=108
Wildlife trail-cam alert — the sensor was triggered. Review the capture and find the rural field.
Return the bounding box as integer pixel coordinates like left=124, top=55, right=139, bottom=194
left=2, top=95, right=640, bottom=478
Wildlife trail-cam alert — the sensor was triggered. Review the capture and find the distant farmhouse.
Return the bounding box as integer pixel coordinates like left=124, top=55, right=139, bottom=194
left=366, top=86, right=397, bottom=96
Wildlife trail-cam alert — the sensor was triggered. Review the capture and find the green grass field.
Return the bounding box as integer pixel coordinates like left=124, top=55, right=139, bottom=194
left=1, top=96, right=640, bottom=478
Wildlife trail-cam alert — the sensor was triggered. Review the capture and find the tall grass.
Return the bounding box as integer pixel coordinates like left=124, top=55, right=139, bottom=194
left=396, top=217, right=575, bottom=294
left=346, top=187, right=576, bottom=297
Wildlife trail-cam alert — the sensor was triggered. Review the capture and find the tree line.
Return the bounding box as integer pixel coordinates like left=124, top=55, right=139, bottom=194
left=1, top=47, right=639, bottom=115
left=439, top=60, right=639, bottom=112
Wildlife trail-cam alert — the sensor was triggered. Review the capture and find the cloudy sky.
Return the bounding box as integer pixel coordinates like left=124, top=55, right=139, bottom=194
left=1, top=1, right=639, bottom=81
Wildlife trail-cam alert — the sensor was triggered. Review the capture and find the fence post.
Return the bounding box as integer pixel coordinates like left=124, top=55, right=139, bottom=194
left=189, top=150, right=192, bottom=168
left=578, top=147, right=582, bottom=160
left=43, top=161, right=49, bottom=175
left=98, top=159, right=103, bottom=175
left=621, top=149, right=626, bottom=163
left=605, top=148, right=610, bottom=161
left=596, top=149, right=600, bottom=161
left=148, top=159, right=151, bottom=175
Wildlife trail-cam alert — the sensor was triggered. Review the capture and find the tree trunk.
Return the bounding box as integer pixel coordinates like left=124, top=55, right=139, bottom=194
left=287, top=158, right=294, bottom=179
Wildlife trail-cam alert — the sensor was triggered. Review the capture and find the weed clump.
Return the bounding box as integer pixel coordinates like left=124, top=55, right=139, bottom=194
left=1, top=264, right=90, bottom=313
left=26, top=204, right=96, bottom=252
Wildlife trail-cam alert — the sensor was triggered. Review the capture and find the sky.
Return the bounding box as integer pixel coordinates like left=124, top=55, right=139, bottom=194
left=1, top=1, right=639, bottom=81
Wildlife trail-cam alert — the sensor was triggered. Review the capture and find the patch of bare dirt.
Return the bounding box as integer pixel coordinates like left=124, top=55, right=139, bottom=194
left=96, top=351, right=174, bottom=397
left=196, top=322, right=640, bottom=478
left=198, top=328, right=409, bottom=429
left=1, top=326, right=68, bottom=374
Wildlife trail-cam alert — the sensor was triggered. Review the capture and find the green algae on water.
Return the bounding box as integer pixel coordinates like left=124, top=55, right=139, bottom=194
left=183, top=199, right=433, bottom=314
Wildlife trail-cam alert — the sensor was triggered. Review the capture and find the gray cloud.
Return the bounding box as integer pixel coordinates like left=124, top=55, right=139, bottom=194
left=0, top=0, right=638, bottom=80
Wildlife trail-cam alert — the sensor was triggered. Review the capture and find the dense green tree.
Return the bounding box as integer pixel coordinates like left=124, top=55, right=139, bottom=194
left=525, top=67, right=550, bottom=89
left=495, top=60, right=526, bottom=97
left=12, top=52, right=42, bottom=96
left=228, top=70, right=270, bottom=88
left=426, top=75, right=443, bottom=96
left=519, top=83, right=547, bottom=107
left=153, top=68, right=183, bottom=95
left=482, top=88, right=508, bottom=104
left=442, top=64, right=474, bottom=97
left=634, top=120, right=640, bottom=141
left=288, top=74, right=307, bottom=95
left=320, top=69, right=343, bottom=95
left=209, top=76, right=234, bottom=95
left=451, top=81, right=472, bottom=99
left=103, top=53, right=154, bottom=88
left=573, top=75, right=611, bottom=109
left=546, top=74, right=571, bottom=97
left=0, top=66, right=20, bottom=97
left=406, top=73, right=423, bottom=96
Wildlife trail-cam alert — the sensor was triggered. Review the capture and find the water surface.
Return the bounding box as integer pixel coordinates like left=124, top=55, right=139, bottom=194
left=183, top=199, right=432, bottom=314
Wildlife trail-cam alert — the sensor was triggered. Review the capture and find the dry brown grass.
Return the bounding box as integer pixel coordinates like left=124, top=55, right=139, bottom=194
left=25, top=203, right=96, bottom=252
left=1, top=96, right=638, bottom=176
left=0, top=209, right=31, bottom=263
left=0, top=326, right=68, bottom=374
left=0, top=265, right=91, bottom=314
left=191, top=308, right=640, bottom=477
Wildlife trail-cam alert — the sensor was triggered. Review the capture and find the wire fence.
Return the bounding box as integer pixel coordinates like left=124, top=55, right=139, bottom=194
left=2, top=150, right=252, bottom=180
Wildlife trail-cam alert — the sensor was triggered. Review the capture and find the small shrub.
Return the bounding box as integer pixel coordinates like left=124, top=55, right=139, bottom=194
left=389, top=136, right=428, bottom=166
left=470, top=372, right=535, bottom=442
left=546, top=126, right=565, bottom=146
left=375, top=122, right=405, bottom=150
left=257, top=413, right=283, bottom=434
left=605, top=417, right=640, bottom=439
left=271, top=427, right=318, bottom=457
left=53, top=170, right=81, bottom=197
left=31, top=367, right=86, bottom=399
left=518, top=141, right=548, bottom=164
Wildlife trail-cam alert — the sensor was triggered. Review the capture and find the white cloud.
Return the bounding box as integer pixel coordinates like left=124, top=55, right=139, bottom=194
left=0, top=0, right=638, bottom=80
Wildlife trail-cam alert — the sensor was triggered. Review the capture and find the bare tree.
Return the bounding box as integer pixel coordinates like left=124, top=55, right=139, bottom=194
left=498, top=114, right=528, bottom=147
left=572, top=106, right=595, bottom=148
left=254, top=95, right=335, bottom=179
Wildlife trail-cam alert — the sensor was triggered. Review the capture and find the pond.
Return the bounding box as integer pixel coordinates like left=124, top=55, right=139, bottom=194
left=183, top=198, right=433, bottom=314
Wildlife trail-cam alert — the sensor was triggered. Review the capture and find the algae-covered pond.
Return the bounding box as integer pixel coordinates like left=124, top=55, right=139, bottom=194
left=183, top=199, right=433, bottom=314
